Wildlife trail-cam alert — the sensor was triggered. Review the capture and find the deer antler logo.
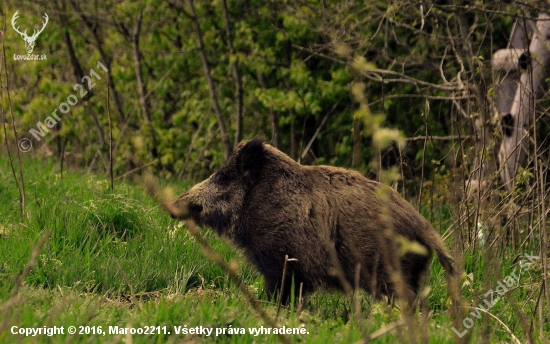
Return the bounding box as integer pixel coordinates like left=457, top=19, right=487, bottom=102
left=12, top=11, right=49, bottom=54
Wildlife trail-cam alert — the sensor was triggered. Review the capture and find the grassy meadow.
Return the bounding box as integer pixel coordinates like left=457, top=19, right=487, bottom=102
left=0, top=155, right=547, bottom=343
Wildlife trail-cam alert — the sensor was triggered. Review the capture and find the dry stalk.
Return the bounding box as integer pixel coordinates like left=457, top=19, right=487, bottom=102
left=463, top=306, right=522, bottom=344
left=0, top=12, right=26, bottom=220
left=113, top=259, right=138, bottom=306
left=107, top=77, right=114, bottom=191
left=276, top=255, right=298, bottom=319
left=363, top=319, right=406, bottom=341
left=296, top=283, right=304, bottom=315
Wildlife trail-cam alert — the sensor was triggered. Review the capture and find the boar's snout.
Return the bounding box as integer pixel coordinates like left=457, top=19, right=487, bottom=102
left=169, top=209, right=180, bottom=219
left=169, top=193, right=204, bottom=220
left=168, top=195, right=191, bottom=219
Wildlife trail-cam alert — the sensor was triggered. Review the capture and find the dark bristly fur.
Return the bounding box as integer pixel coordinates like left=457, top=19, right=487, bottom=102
left=171, top=138, right=455, bottom=304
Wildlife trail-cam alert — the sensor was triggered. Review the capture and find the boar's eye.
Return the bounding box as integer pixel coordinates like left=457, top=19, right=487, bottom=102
left=216, top=172, right=230, bottom=186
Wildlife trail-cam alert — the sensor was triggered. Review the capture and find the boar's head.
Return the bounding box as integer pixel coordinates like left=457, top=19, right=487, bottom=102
left=170, top=138, right=270, bottom=235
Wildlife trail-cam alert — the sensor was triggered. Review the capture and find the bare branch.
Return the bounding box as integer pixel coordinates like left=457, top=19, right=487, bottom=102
left=132, top=8, right=159, bottom=158
left=186, top=0, right=232, bottom=159
left=221, top=0, right=244, bottom=145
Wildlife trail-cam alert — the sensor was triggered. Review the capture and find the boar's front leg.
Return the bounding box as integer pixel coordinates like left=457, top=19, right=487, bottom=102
left=264, top=273, right=300, bottom=304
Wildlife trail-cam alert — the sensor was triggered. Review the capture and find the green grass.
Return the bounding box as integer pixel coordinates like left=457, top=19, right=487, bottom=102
left=0, top=155, right=547, bottom=343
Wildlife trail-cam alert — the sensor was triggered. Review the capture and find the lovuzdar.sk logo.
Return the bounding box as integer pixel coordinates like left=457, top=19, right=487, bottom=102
left=11, top=10, right=48, bottom=60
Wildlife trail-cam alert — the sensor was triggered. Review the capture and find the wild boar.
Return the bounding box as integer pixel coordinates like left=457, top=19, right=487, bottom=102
left=170, top=138, right=455, bottom=305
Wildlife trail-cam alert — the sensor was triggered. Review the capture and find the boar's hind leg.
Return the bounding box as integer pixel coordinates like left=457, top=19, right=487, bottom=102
left=376, top=280, right=418, bottom=311
left=374, top=253, right=429, bottom=309
left=397, top=252, right=431, bottom=310
left=401, top=252, right=430, bottom=295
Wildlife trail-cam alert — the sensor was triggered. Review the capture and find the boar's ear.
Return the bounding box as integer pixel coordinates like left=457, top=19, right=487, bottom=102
left=236, top=138, right=265, bottom=181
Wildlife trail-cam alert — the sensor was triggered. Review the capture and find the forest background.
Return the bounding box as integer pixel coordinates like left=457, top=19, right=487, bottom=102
left=1, top=0, right=550, bottom=343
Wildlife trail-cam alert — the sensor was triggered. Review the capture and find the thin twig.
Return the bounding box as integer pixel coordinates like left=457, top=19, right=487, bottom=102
left=60, top=138, right=67, bottom=178
left=115, top=159, right=158, bottom=181
left=362, top=319, right=406, bottom=341
left=463, top=306, right=522, bottom=344
left=276, top=255, right=298, bottom=318
left=405, top=135, right=474, bottom=141
left=113, top=259, right=137, bottom=306
left=277, top=255, right=290, bottom=318
left=107, top=74, right=114, bottom=191
left=300, top=100, right=341, bottom=161
left=292, top=44, right=462, bottom=91
left=296, top=283, right=304, bottom=314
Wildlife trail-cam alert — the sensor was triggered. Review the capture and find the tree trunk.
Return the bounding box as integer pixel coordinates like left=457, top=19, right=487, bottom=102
left=256, top=70, right=281, bottom=149
left=290, top=119, right=297, bottom=160
left=132, top=10, right=159, bottom=159
left=56, top=1, right=105, bottom=153
left=221, top=0, right=244, bottom=145
left=69, top=0, right=125, bottom=122
left=498, top=14, right=550, bottom=190
left=352, top=118, right=361, bottom=169
left=187, top=0, right=232, bottom=160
